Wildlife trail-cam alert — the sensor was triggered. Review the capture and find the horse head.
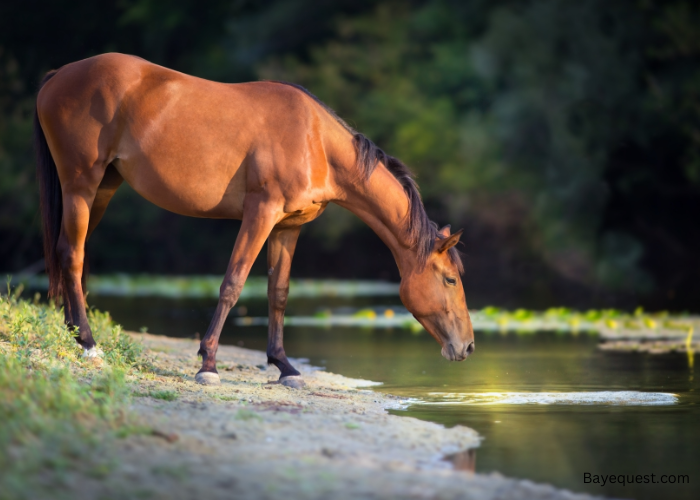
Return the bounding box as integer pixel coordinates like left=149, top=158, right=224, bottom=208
left=399, top=225, right=474, bottom=361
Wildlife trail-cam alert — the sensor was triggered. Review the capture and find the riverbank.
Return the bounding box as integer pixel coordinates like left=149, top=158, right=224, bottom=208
left=0, top=295, right=604, bottom=499
left=99, top=332, right=601, bottom=500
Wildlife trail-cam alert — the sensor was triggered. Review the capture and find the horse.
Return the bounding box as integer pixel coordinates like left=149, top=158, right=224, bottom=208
left=34, top=53, right=474, bottom=387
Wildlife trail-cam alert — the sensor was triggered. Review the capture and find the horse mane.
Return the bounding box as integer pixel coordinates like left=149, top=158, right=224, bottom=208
left=268, top=81, right=463, bottom=274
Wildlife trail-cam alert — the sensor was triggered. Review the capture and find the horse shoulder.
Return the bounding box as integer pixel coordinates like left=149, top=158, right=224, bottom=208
left=241, top=83, right=338, bottom=212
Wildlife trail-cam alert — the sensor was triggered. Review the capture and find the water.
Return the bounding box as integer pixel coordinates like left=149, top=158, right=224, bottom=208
left=90, top=295, right=699, bottom=500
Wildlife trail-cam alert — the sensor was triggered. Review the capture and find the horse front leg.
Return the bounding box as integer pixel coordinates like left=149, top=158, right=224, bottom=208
left=266, top=226, right=304, bottom=388
left=196, top=197, right=280, bottom=385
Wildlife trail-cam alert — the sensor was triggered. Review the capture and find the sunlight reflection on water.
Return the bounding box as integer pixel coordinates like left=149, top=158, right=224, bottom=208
left=420, top=391, right=679, bottom=406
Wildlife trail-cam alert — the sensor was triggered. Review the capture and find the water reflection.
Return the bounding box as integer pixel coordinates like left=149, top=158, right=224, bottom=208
left=443, top=449, right=477, bottom=473
left=421, top=391, right=679, bottom=406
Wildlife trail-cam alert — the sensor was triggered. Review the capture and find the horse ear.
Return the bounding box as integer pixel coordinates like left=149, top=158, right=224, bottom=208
left=435, top=228, right=463, bottom=253
left=438, top=225, right=451, bottom=237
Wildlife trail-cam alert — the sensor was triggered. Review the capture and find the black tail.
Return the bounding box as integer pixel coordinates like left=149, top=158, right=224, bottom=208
left=34, top=70, right=62, bottom=298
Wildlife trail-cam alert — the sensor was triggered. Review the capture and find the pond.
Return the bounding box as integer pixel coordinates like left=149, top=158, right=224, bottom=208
left=90, top=294, right=699, bottom=500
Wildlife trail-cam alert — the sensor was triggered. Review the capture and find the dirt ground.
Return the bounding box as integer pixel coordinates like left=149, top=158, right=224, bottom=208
left=76, top=333, right=606, bottom=500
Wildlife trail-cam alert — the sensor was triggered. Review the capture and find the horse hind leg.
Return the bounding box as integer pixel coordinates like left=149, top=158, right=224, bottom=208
left=59, top=165, right=124, bottom=353
left=56, top=162, right=121, bottom=353
left=266, top=226, right=304, bottom=388
left=57, top=181, right=99, bottom=352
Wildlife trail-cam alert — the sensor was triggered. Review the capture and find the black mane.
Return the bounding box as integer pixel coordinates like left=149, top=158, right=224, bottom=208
left=269, top=81, right=463, bottom=273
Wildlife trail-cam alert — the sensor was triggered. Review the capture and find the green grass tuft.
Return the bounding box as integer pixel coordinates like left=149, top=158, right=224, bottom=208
left=148, top=390, right=178, bottom=401
left=0, top=290, right=146, bottom=498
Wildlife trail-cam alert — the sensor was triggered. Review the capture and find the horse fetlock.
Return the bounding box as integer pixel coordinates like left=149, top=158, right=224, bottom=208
left=69, top=324, right=96, bottom=348
left=266, top=346, right=286, bottom=361
left=197, top=341, right=217, bottom=358
left=198, top=347, right=219, bottom=369
left=77, top=337, right=97, bottom=349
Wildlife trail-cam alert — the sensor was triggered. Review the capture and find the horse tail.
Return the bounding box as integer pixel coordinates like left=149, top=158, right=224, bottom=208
left=34, top=70, right=63, bottom=298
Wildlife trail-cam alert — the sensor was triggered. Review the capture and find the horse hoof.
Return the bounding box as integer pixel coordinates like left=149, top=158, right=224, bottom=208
left=82, top=346, right=104, bottom=358
left=195, top=372, right=221, bottom=386
left=280, top=375, right=305, bottom=389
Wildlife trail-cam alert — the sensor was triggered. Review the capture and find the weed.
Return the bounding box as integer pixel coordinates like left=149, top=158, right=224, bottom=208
left=235, top=409, right=262, bottom=421
left=149, top=390, right=178, bottom=401
left=114, top=424, right=153, bottom=439
left=215, top=395, right=238, bottom=402
left=0, top=291, right=146, bottom=498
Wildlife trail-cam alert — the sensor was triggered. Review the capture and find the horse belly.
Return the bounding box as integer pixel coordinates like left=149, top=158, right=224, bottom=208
left=113, top=74, right=251, bottom=218
left=114, top=150, right=247, bottom=219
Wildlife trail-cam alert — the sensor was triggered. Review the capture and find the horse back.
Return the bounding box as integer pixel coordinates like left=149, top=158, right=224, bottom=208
left=36, top=53, right=341, bottom=220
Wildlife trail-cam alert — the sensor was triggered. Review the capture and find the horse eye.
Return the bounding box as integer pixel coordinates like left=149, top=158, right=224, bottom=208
left=445, top=277, right=457, bottom=286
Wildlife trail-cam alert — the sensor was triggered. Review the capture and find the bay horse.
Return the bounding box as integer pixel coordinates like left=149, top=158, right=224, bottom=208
left=34, top=53, right=474, bottom=387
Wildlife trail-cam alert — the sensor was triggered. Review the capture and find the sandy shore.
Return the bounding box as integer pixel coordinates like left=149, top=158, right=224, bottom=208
left=78, top=333, right=605, bottom=499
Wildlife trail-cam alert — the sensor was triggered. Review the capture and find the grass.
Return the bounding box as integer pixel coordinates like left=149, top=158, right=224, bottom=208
left=133, top=389, right=179, bottom=401
left=149, top=390, right=178, bottom=401
left=215, top=395, right=239, bottom=402
left=0, top=286, right=146, bottom=499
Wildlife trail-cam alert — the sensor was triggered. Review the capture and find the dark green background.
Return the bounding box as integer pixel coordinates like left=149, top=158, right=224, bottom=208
left=2, top=0, right=700, bottom=310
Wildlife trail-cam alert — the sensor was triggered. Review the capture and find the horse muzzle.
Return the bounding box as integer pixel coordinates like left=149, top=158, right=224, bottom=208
left=441, top=341, right=475, bottom=361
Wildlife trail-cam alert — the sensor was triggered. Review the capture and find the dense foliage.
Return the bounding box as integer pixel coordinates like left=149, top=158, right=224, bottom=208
left=1, top=0, right=699, bottom=310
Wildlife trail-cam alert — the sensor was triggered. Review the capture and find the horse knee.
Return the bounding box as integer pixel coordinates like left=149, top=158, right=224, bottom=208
left=269, top=287, right=289, bottom=310
left=219, top=279, right=243, bottom=308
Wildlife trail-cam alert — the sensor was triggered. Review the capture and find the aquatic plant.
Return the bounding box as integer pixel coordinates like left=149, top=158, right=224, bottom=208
left=235, top=305, right=698, bottom=338
left=15, top=274, right=400, bottom=299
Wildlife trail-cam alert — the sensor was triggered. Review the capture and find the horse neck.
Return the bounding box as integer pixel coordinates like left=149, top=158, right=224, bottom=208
left=333, top=161, right=419, bottom=277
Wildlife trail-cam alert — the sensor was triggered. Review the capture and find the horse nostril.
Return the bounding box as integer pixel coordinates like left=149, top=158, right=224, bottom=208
left=466, top=342, right=475, bottom=355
